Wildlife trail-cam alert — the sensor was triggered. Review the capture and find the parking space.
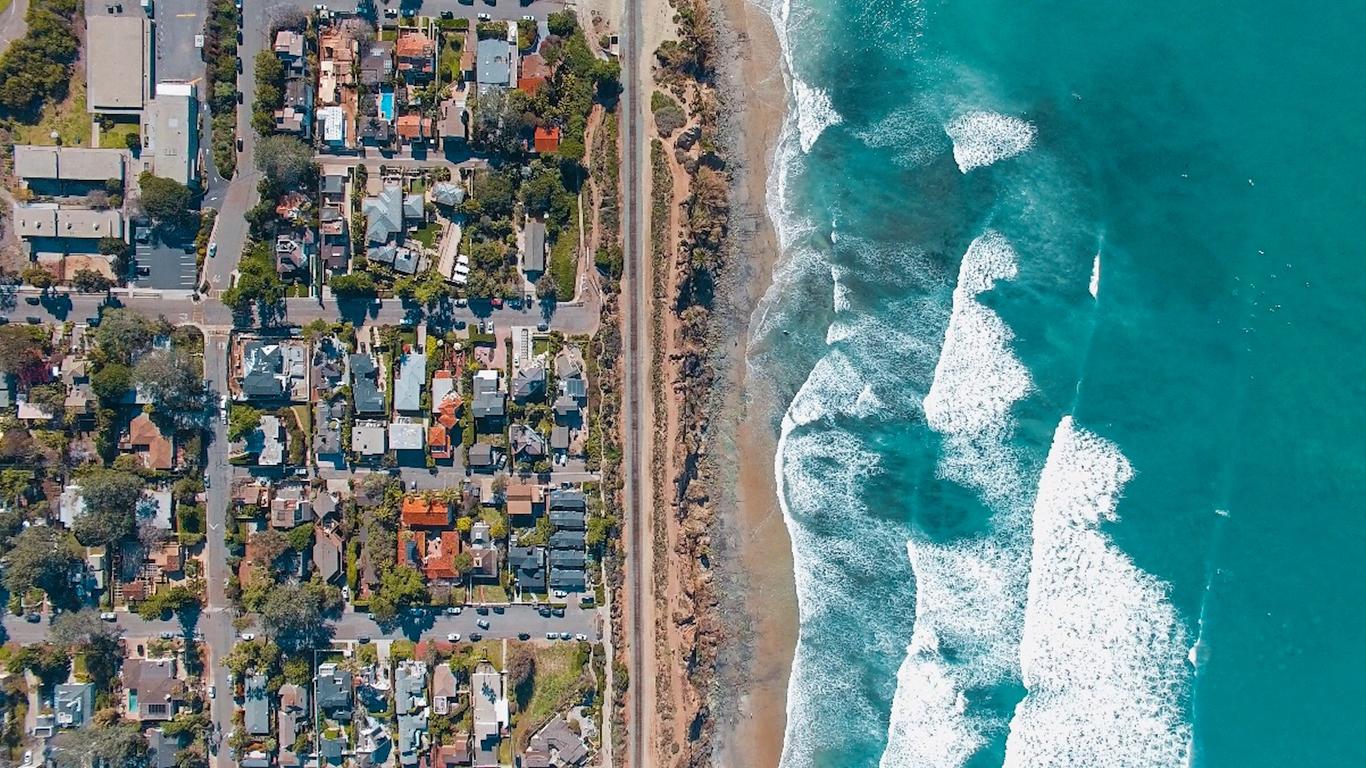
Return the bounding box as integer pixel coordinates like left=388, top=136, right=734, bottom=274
left=151, top=0, right=209, bottom=82
left=133, top=232, right=200, bottom=290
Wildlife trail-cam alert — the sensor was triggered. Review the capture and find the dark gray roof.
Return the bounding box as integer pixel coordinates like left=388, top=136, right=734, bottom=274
left=549, top=529, right=584, bottom=549
left=146, top=728, right=179, bottom=768
left=242, top=341, right=284, bottom=398
left=549, top=489, right=586, bottom=510
left=512, top=364, right=545, bottom=401
left=245, top=674, right=270, bottom=735
left=317, top=665, right=353, bottom=713
left=473, top=390, right=504, bottom=419
left=553, top=395, right=579, bottom=417
left=364, top=185, right=404, bottom=244
left=523, top=219, right=546, bottom=273
left=350, top=354, right=385, bottom=414
left=476, top=38, right=511, bottom=86
left=549, top=568, right=586, bottom=591
left=322, top=174, right=346, bottom=195
left=469, top=442, right=495, bottom=467
left=549, top=509, right=585, bottom=530
left=551, top=425, right=570, bottom=450
left=549, top=549, right=585, bottom=568
left=563, top=377, right=587, bottom=400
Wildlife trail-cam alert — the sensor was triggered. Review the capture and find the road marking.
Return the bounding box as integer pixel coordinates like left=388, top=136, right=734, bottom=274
left=175, top=11, right=196, bottom=17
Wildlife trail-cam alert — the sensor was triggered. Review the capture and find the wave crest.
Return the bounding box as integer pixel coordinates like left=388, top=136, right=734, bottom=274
left=945, top=111, right=1037, bottom=173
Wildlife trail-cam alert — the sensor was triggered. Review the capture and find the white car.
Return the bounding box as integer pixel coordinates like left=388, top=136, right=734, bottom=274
left=522, top=14, right=535, bottom=21
left=207, top=242, right=217, bottom=258
left=239, top=632, right=255, bottom=641
left=208, top=685, right=216, bottom=698
left=552, top=589, right=567, bottom=599
left=446, top=633, right=461, bottom=642
left=477, top=12, right=490, bottom=20
left=545, top=632, right=556, bottom=640
left=575, top=633, right=588, bottom=641
left=99, top=611, right=117, bottom=621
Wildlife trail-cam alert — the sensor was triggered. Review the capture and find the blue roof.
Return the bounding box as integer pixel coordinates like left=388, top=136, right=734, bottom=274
left=394, top=352, right=426, bottom=413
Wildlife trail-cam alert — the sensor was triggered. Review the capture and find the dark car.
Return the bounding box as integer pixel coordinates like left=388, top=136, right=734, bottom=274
left=538, top=606, right=551, bottom=617
left=24, top=296, right=39, bottom=305
left=552, top=607, right=565, bottom=617
left=0, top=317, right=9, bottom=325
left=24, top=613, right=41, bottom=623
left=536, top=322, right=549, bottom=332
left=517, top=632, right=530, bottom=641
left=476, top=618, right=490, bottom=630
left=468, top=632, right=483, bottom=641
left=134, top=226, right=151, bottom=243
left=440, top=9, right=453, bottom=18
left=87, top=315, right=101, bottom=327
left=492, top=605, right=504, bottom=614
left=25, top=316, right=41, bottom=325
left=475, top=605, right=489, bottom=615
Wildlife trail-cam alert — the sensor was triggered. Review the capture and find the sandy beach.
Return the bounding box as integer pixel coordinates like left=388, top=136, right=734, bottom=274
left=710, top=0, right=798, bottom=764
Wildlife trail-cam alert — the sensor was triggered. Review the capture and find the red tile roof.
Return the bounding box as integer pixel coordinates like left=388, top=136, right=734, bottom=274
left=423, top=530, right=462, bottom=581
left=127, top=412, right=173, bottom=470
left=534, top=125, right=561, bottom=154
left=429, top=426, right=451, bottom=460
left=401, top=496, right=451, bottom=527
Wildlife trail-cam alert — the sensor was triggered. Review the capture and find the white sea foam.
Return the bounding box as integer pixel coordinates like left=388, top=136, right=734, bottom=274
left=945, top=111, right=1037, bottom=173
left=793, top=79, right=842, bottom=153
left=1089, top=252, right=1102, bottom=299
left=923, top=231, right=1031, bottom=440
left=1003, top=417, right=1192, bottom=768
left=857, top=105, right=949, bottom=168
left=880, top=231, right=1036, bottom=768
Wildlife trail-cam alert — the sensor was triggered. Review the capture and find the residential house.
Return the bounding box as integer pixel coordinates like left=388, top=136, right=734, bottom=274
left=421, top=530, right=463, bottom=583
left=122, top=412, right=174, bottom=471
left=12, top=145, right=124, bottom=196
left=534, top=125, right=561, bottom=154
left=523, top=218, right=546, bottom=274
left=394, top=351, right=427, bottom=413
left=476, top=38, right=513, bottom=91
left=390, top=420, right=425, bottom=452
left=433, top=740, right=472, bottom=768
left=316, top=662, right=354, bottom=721
left=517, top=53, right=551, bottom=94
left=252, top=413, right=285, bottom=467
left=471, top=661, right=508, bottom=767
left=351, top=353, right=386, bottom=416
left=318, top=28, right=357, bottom=104
left=313, top=526, right=343, bottom=584
left=523, top=716, right=589, bottom=767
left=430, top=181, right=465, bottom=208
left=548, top=529, right=586, bottom=550
left=146, top=728, right=180, bottom=768
left=319, top=104, right=348, bottom=149
left=512, top=362, right=545, bottom=402
left=274, top=30, right=306, bottom=77
left=472, top=369, right=504, bottom=423
left=396, top=113, right=436, bottom=145
left=360, top=40, right=395, bottom=86
left=122, top=659, right=186, bottom=722
left=321, top=172, right=347, bottom=206
left=468, top=442, right=498, bottom=472
left=505, top=483, right=543, bottom=526
left=270, top=484, right=312, bottom=529
left=395, top=661, right=429, bottom=767
left=353, top=420, right=387, bottom=456
left=54, top=683, right=94, bottom=729
left=279, top=683, right=310, bottom=755
left=509, top=546, right=546, bottom=594
left=509, top=424, right=546, bottom=463
left=396, top=32, right=436, bottom=80
left=363, top=184, right=405, bottom=246
left=275, top=78, right=314, bottom=138
left=239, top=339, right=307, bottom=401
left=315, top=399, right=347, bottom=467
left=240, top=751, right=271, bottom=768
left=551, top=425, right=570, bottom=453
left=438, top=99, right=467, bottom=147
left=245, top=673, right=270, bottom=735
left=468, top=546, right=500, bottom=584
left=319, top=204, right=349, bottom=270
left=553, top=394, right=581, bottom=422
left=359, top=116, right=394, bottom=146
left=401, top=495, right=451, bottom=528
left=431, top=663, right=458, bottom=716
left=276, top=229, right=315, bottom=275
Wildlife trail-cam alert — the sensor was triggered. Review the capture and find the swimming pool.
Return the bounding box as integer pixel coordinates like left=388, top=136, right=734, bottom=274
left=378, top=91, right=395, bottom=122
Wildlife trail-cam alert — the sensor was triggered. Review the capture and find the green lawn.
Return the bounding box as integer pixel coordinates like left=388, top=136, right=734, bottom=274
left=15, top=76, right=91, bottom=147
left=548, top=223, right=578, bottom=299
left=512, top=644, right=586, bottom=748
left=99, top=119, right=140, bottom=150
left=412, top=222, right=441, bottom=249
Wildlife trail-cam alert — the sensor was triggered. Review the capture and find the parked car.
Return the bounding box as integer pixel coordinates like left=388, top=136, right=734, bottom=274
left=24, top=613, right=40, bottom=623
left=558, top=632, right=571, bottom=640
left=357, top=635, right=371, bottom=644
left=552, top=589, right=567, bottom=599
left=477, top=11, right=491, bottom=20
left=24, top=317, right=41, bottom=325
left=476, top=618, right=490, bottom=630
left=440, top=10, right=453, bottom=18
left=207, top=242, right=217, bottom=258
left=552, top=607, right=565, bottom=617
left=24, top=296, right=39, bottom=305
left=446, top=633, right=461, bottom=642
left=490, top=296, right=503, bottom=308
left=239, top=632, right=255, bottom=641
left=469, top=632, right=483, bottom=641
left=475, top=605, right=489, bottom=615
left=492, top=605, right=505, bottom=614
left=537, top=322, right=549, bottom=332
left=517, top=632, right=531, bottom=640
left=100, top=612, right=117, bottom=621
left=384, top=7, right=397, bottom=16
left=159, top=631, right=175, bottom=640
left=445, top=606, right=462, bottom=615
left=522, top=14, right=534, bottom=21
left=537, top=607, right=552, bottom=617
left=545, top=631, right=556, bottom=640
left=575, top=633, right=588, bottom=641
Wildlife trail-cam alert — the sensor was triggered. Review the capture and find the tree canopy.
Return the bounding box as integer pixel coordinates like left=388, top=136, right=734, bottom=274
left=369, top=565, right=428, bottom=623
left=2, top=526, right=80, bottom=604
left=254, top=134, right=316, bottom=190
left=138, top=172, right=197, bottom=229
left=133, top=349, right=210, bottom=429
left=72, top=468, right=145, bottom=548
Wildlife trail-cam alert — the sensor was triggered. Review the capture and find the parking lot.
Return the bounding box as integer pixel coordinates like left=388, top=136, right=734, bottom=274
left=132, top=229, right=200, bottom=290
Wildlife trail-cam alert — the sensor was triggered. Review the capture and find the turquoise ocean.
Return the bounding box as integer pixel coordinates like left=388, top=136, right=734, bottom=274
left=746, top=0, right=1366, bottom=766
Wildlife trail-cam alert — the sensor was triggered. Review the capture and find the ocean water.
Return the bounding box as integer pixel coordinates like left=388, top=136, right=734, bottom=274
left=747, top=0, right=1366, bottom=766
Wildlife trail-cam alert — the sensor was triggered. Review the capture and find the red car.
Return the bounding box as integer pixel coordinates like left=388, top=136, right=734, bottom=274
left=490, top=297, right=503, bottom=308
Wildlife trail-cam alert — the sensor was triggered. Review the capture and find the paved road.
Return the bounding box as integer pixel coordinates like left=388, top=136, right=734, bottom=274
left=332, top=603, right=599, bottom=642
left=620, top=0, right=650, bottom=761
left=152, top=0, right=209, bottom=82
left=0, top=0, right=29, bottom=55
left=1, top=288, right=600, bottom=334
left=202, top=329, right=236, bottom=768
left=0, top=612, right=184, bottom=645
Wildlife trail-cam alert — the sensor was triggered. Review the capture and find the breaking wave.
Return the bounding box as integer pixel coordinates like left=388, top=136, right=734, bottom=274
left=1003, top=417, right=1192, bottom=768
left=945, top=111, right=1037, bottom=173
left=793, top=79, right=843, bottom=153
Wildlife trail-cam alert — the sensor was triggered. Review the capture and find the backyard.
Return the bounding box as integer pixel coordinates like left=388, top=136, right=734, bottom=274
left=14, top=74, right=91, bottom=147
left=511, top=643, right=588, bottom=749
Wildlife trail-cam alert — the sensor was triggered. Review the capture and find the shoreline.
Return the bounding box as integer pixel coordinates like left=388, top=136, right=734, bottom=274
left=708, top=0, right=797, bottom=764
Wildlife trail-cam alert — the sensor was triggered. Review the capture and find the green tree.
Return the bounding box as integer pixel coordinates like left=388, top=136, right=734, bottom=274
left=369, top=565, right=427, bottom=622
left=2, top=526, right=80, bottom=605
left=546, top=10, right=576, bottom=37
left=71, top=268, right=114, bottom=293
left=254, top=134, right=316, bottom=189
left=93, top=308, right=160, bottom=364
left=138, top=172, right=196, bottom=228
left=71, top=468, right=145, bottom=548
left=329, top=272, right=377, bottom=296
left=228, top=405, right=262, bottom=441
left=90, top=363, right=132, bottom=403
left=133, top=349, right=209, bottom=428
left=258, top=581, right=335, bottom=648
left=50, top=609, right=125, bottom=692
left=51, top=721, right=148, bottom=768
left=22, top=264, right=53, bottom=290
left=472, top=172, right=515, bottom=218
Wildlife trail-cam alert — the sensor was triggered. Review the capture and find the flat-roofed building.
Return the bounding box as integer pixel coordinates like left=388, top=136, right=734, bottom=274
left=143, top=82, right=200, bottom=185
left=12, top=146, right=125, bottom=186
left=86, top=16, right=152, bottom=114
left=12, top=205, right=123, bottom=242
